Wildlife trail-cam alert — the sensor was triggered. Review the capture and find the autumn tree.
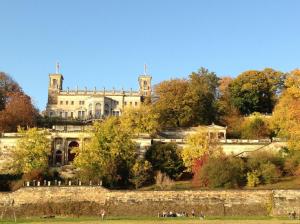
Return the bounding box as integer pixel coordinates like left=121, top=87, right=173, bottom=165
left=7, top=127, right=51, bottom=174
left=153, top=79, right=189, bottom=128
left=217, top=76, right=243, bottom=138
left=229, top=69, right=285, bottom=115
left=120, top=104, right=160, bottom=136
left=130, top=159, right=153, bottom=189
left=154, top=67, right=219, bottom=128
left=181, top=128, right=223, bottom=172
left=272, top=69, right=300, bottom=151
left=0, top=92, right=37, bottom=132
left=0, top=72, right=21, bottom=110
left=73, top=117, right=137, bottom=187
left=240, top=113, right=271, bottom=139
left=0, top=72, right=37, bottom=132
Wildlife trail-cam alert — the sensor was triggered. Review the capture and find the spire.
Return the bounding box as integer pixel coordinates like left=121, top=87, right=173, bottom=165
left=144, top=64, right=147, bottom=75
left=56, top=62, right=60, bottom=74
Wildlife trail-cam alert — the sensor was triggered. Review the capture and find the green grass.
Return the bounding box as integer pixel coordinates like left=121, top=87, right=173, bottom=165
left=0, top=216, right=296, bottom=224
left=140, top=176, right=300, bottom=191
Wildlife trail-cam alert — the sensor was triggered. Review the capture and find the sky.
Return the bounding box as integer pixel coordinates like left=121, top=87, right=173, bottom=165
left=1, top=0, right=300, bottom=110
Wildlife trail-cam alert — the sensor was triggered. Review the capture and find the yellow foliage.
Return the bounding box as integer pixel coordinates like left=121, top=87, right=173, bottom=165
left=181, top=129, right=223, bottom=171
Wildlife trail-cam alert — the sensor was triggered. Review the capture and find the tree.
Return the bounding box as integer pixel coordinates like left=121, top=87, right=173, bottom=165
left=184, top=67, right=219, bottom=125
left=153, top=67, right=220, bottom=128
left=217, top=77, right=243, bottom=138
left=229, top=69, right=284, bottom=115
left=0, top=92, right=37, bottom=132
left=120, top=104, right=160, bottom=136
left=181, top=128, right=223, bottom=172
left=130, top=160, right=153, bottom=189
left=240, top=113, right=271, bottom=139
left=153, top=79, right=189, bottom=128
left=0, top=72, right=21, bottom=110
left=8, top=127, right=51, bottom=174
left=272, top=69, right=300, bottom=151
left=145, top=142, right=185, bottom=179
left=73, top=117, right=137, bottom=187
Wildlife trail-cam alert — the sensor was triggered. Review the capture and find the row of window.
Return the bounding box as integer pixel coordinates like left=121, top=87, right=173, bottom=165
left=50, top=110, right=120, bottom=118
left=124, top=101, right=138, bottom=106
left=59, top=100, right=138, bottom=106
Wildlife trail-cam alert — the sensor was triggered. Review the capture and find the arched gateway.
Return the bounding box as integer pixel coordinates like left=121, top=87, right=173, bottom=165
left=68, top=141, right=79, bottom=163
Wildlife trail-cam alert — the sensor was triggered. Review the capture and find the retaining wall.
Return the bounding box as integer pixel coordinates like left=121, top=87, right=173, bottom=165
left=1, top=187, right=300, bottom=217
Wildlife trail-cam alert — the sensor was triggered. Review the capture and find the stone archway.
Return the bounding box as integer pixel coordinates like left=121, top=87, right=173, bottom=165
left=55, top=150, right=63, bottom=165
left=68, top=141, right=79, bottom=163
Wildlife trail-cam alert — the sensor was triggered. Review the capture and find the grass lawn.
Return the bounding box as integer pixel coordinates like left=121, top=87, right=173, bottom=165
left=0, top=216, right=299, bottom=224
left=140, top=176, right=300, bottom=191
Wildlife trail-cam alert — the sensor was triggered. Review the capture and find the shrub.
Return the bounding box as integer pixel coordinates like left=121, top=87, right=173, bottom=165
left=283, top=150, right=300, bottom=176
left=198, top=156, right=246, bottom=188
left=241, top=113, right=271, bottom=139
left=130, top=160, right=153, bottom=189
left=155, top=171, right=174, bottom=190
left=260, top=162, right=281, bottom=184
left=246, top=171, right=260, bottom=187
left=145, top=142, right=185, bottom=179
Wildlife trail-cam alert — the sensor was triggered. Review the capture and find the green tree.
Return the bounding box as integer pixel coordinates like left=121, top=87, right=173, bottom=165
left=8, top=127, right=51, bottom=174
left=145, top=142, right=185, bottom=179
left=181, top=128, right=223, bottom=172
left=229, top=69, right=284, bottom=115
left=73, top=117, right=137, bottom=187
left=130, top=160, right=153, bottom=189
left=185, top=67, right=219, bottom=125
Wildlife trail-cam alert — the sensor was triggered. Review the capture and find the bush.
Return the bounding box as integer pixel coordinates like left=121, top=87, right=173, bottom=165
left=247, top=171, right=260, bottom=187
left=241, top=113, right=271, bottom=139
left=155, top=171, right=174, bottom=190
left=246, top=151, right=283, bottom=185
left=145, top=142, right=185, bottom=179
left=198, top=156, right=246, bottom=188
left=283, top=150, right=300, bottom=176
left=260, top=162, right=282, bottom=184
left=130, top=160, right=153, bottom=189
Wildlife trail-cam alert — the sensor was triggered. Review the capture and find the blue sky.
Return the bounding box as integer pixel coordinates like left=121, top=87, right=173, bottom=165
left=1, top=0, right=300, bottom=110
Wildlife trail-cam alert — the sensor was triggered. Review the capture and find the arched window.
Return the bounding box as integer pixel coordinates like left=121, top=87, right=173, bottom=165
left=88, top=103, right=93, bottom=118
left=95, top=103, right=101, bottom=118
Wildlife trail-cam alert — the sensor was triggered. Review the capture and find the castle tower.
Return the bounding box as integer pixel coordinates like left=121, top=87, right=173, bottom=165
left=48, top=63, right=64, bottom=105
left=138, top=64, right=152, bottom=97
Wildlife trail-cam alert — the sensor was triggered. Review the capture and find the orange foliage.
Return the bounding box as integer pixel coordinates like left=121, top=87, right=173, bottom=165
left=0, top=92, right=37, bottom=132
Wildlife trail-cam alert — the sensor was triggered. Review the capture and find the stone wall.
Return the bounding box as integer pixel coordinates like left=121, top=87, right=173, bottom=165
left=1, top=187, right=299, bottom=217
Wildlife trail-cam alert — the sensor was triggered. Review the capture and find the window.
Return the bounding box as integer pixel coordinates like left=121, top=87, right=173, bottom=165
left=124, top=101, right=127, bottom=106
left=66, top=101, right=68, bottom=105
left=135, top=102, right=138, bottom=106
left=82, top=111, right=85, bottom=118
left=49, top=112, right=53, bottom=117
left=71, top=112, right=73, bottom=118
left=65, top=112, right=68, bottom=118
left=130, top=102, right=132, bottom=106
left=71, top=101, right=74, bottom=105
left=60, top=101, right=63, bottom=105
left=78, top=111, right=81, bottom=118
left=60, top=112, right=63, bottom=117
left=144, top=80, right=147, bottom=86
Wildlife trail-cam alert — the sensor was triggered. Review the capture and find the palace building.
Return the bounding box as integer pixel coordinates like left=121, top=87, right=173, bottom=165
left=46, top=63, right=152, bottom=120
